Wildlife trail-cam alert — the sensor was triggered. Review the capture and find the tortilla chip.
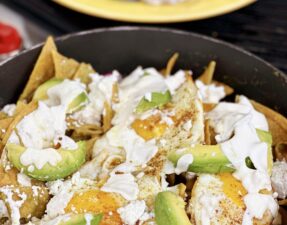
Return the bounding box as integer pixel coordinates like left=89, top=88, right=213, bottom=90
left=1, top=101, right=38, bottom=152
left=204, top=119, right=211, bottom=145
left=251, top=100, right=287, bottom=146
left=251, top=100, right=287, bottom=161
left=204, top=119, right=217, bottom=145
left=0, top=166, right=18, bottom=186
left=70, top=124, right=103, bottom=141
left=279, top=199, right=287, bottom=206
left=73, top=63, right=95, bottom=84
left=103, top=101, right=114, bottom=132
left=198, top=61, right=234, bottom=97
left=163, top=52, right=179, bottom=77
left=274, top=143, right=287, bottom=162
left=0, top=167, right=49, bottom=220
left=112, top=83, right=119, bottom=104
left=0, top=112, right=8, bottom=120
left=280, top=207, right=287, bottom=225
left=19, top=36, right=57, bottom=101
left=15, top=100, right=29, bottom=114
left=86, top=136, right=99, bottom=161
left=203, top=103, right=217, bottom=113
left=0, top=118, right=13, bottom=140
left=198, top=61, right=216, bottom=85
left=52, top=50, right=79, bottom=79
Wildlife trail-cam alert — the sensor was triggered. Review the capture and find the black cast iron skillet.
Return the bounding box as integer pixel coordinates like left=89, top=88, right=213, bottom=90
left=0, top=27, right=286, bottom=116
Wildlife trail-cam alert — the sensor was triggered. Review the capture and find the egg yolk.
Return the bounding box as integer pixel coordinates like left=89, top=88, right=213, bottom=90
left=131, top=114, right=167, bottom=141
left=65, top=190, right=122, bottom=225
left=218, top=173, right=247, bottom=209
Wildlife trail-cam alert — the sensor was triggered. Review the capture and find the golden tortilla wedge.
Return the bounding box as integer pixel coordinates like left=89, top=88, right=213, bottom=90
left=19, top=36, right=57, bottom=101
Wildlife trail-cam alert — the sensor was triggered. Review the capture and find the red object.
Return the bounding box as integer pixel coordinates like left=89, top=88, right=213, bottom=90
left=0, top=22, right=22, bottom=54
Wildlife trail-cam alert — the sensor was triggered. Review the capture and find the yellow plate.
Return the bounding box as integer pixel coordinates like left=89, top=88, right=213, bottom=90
left=53, top=0, right=256, bottom=23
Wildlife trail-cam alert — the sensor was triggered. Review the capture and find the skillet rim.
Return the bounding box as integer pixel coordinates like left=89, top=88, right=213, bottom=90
left=0, top=26, right=286, bottom=82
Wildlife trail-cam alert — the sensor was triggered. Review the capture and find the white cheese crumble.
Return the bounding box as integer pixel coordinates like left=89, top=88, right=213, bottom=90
left=183, top=120, right=192, bottom=131
left=165, top=70, right=186, bottom=94
left=243, top=193, right=278, bottom=224
left=271, top=161, right=287, bottom=199
left=72, top=71, right=119, bottom=126
left=194, top=175, right=224, bottom=225
left=20, top=148, right=62, bottom=170
left=0, top=200, right=8, bottom=217
left=1, top=103, right=16, bottom=116
left=101, top=173, right=139, bottom=201
left=17, top=173, right=31, bottom=186
left=11, top=102, right=70, bottom=149
left=85, top=213, right=94, bottom=225
left=175, top=154, right=193, bottom=175
left=0, top=186, right=27, bottom=225
left=195, top=80, right=226, bottom=104
left=53, top=135, right=77, bottom=150
left=46, top=79, right=86, bottom=109
left=46, top=172, right=95, bottom=196
left=46, top=191, right=74, bottom=218
left=117, top=200, right=147, bottom=225
left=144, top=92, right=152, bottom=102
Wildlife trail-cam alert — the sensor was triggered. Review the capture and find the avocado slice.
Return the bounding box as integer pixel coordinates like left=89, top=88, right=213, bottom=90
left=58, top=213, right=102, bottom=225
left=7, top=141, right=86, bottom=181
left=155, top=191, right=192, bottom=225
left=33, top=78, right=89, bottom=113
left=168, top=129, right=272, bottom=174
left=168, top=144, right=235, bottom=174
left=135, top=91, right=171, bottom=113
left=67, top=92, right=89, bottom=114
left=256, top=129, right=273, bottom=175
left=33, top=78, right=63, bottom=101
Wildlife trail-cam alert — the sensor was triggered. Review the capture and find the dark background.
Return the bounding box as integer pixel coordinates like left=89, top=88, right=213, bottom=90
left=2, top=0, right=287, bottom=73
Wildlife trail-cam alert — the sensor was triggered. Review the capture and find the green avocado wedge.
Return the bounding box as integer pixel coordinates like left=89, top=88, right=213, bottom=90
left=67, top=92, right=89, bottom=114
left=58, top=213, right=103, bottom=225
left=135, top=90, right=171, bottom=113
left=7, top=141, right=86, bottom=181
left=33, top=78, right=89, bottom=113
left=33, top=77, right=63, bottom=101
left=168, top=129, right=272, bottom=174
left=155, top=191, right=192, bottom=225
left=168, top=144, right=235, bottom=174
left=256, top=129, right=273, bottom=175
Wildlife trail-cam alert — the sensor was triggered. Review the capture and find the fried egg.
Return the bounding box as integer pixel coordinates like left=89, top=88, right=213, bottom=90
left=190, top=174, right=273, bottom=225
left=65, top=189, right=125, bottom=225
